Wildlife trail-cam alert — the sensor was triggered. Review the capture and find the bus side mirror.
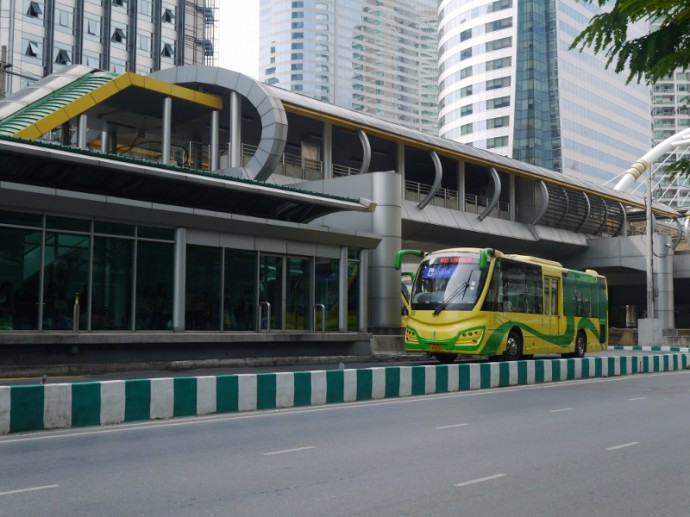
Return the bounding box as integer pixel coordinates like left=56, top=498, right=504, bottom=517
left=480, top=248, right=495, bottom=271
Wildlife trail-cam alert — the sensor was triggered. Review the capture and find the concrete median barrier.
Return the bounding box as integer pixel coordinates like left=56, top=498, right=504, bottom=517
left=1, top=350, right=688, bottom=435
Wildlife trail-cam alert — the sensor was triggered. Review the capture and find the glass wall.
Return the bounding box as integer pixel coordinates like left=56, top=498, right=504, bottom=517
left=135, top=240, right=174, bottom=330
left=0, top=212, right=44, bottom=330
left=92, top=234, right=134, bottom=330
left=347, top=250, right=360, bottom=331
left=224, top=249, right=257, bottom=331
left=42, top=229, right=91, bottom=330
left=0, top=209, right=358, bottom=334
left=315, top=257, right=339, bottom=331
left=185, top=245, right=222, bottom=330
left=286, top=257, right=310, bottom=330
left=260, top=255, right=283, bottom=331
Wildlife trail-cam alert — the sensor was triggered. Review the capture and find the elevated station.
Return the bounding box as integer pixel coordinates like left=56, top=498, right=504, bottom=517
left=0, top=65, right=687, bottom=369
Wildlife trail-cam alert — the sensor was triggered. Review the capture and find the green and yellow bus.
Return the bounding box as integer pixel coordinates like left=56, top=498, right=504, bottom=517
left=395, top=247, right=608, bottom=363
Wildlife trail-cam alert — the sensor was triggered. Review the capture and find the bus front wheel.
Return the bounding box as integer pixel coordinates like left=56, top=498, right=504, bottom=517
left=503, top=330, right=522, bottom=360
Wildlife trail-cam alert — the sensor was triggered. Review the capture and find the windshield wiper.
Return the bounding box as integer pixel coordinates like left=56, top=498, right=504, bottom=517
left=433, top=271, right=473, bottom=316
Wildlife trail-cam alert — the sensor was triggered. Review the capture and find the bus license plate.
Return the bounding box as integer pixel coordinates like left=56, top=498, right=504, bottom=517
left=429, top=345, right=443, bottom=352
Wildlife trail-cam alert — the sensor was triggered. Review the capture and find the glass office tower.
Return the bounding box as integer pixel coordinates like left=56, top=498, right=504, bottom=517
left=438, top=0, right=651, bottom=183
left=260, top=0, right=439, bottom=134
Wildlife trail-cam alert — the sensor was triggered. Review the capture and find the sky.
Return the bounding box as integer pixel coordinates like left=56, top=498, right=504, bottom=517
left=217, top=3, right=260, bottom=79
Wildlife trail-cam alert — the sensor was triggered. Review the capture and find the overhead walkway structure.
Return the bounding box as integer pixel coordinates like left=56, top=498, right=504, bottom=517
left=0, top=64, right=687, bottom=351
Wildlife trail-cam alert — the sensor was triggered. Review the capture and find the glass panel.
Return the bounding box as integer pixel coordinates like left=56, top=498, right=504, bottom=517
left=92, top=236, right=133, bottom=330
left=347, top=255, right=360, bottom=331
left=315, top=257, right=339, bottom=331
left=0, top=227, right=42, bottom=330
left=185, top=245, right=222, bottom=330
left=43, top=232, right=91, bottom=330
left=138, top=226, right=175, bottom=241
left=260, top=255, right=283, bottom=330
left=286, top=257, right=310, bottom=330
left=223, top=249, right=257, bottom=331
left=0, top=210, right=42, bottom=227
left=135, top=241, right=174, bottom=330
left=94, top=220, right=135, bottom=237
left=46, top=215, right=91, bottom=233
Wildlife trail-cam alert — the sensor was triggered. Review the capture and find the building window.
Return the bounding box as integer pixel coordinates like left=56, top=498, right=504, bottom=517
left=25, top=40, right=41, bottom=58
left=86, top=17, right=101, bottom=37
left=461, top=104, right=473, bottom=116
left=138, top=33, right=151, bottom=52
left=461, top=123, right=473, bottom=135
left=56, top=7, right=73, bottom=28
left=460, top=29, right=472, bottom=42
left=486, top=76, right=511, bottom=90
left=162, top=8, right=175, bottom=23
left=113, top=0, right=126, bottom=6
left=139, top=0, right=152, bottom=16
left=488, top=116, right=509, bottom=129
left=487, top=136, right=508, bottom=148
left=54, top=49, right=71, bottom=65
left=161, top=43, right=175, bottom=58
left=111, top=28, right=127, bottom=43
left=26, top=1, right=42, bottom=18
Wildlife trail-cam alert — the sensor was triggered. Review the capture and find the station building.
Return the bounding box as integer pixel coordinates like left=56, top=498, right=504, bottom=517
left=0, top=65, right=686, bottom=366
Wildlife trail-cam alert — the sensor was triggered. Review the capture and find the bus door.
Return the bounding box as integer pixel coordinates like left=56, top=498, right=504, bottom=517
left=544, top=276, right=560, bottom=336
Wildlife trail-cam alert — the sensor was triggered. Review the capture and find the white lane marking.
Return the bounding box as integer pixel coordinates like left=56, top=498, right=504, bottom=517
left=455, top=474, right=506, bottom=488
left=263, top=446, right=316, bottom=456
left=0, top=484, right=59, bottom=497
left=629, top=397, right=647, bottom=401
left=549, top=408, right=573, bottom=413
left=436, top=423, right=469, bottom=430
left=606, top=442, right=639, bottom=451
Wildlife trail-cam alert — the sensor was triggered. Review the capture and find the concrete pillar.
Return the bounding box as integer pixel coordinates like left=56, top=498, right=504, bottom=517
left=339, top=246, right=348, bottom=331
left=78, top=114, right=88, bottom=149
left=458, top=161, right=466, bottom=211
left=397, top=142, right=405, bottom=198
left=210, top=110, right=219, bottom=171
left=229, top=91, right=242, bottom=168
left=323, top=122, right=332, bottom=179
left=172, top=227, right=186, bottom=332
left=509, top=174, right=516, bottom=221
left=162, top=96, right=172, bottom=165
left=368, top=172, right=403, bottom=330
left=654, top=233, right=675, bottom=329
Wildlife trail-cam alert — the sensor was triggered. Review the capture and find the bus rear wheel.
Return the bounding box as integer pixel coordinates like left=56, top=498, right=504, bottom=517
left=573, top=331, right=587, bottom=358
left=503, top=330, right=522, bottom=360
left=433, top=353, right=458, bottom=364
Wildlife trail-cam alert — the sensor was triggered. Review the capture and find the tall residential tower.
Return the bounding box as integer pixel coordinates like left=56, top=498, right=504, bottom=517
left=437, top=0, right=651, bottom=182
left=0, top=0, right=217, bottom=97
left=259, top=0, right=439, bottom=134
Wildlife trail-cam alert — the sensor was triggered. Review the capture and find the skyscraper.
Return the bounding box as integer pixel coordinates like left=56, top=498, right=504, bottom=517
left=437, top=0, right=652, bottom=183
left=259, top=0, right=439, bottom=134
left=0, top=0, right=217, bottom=97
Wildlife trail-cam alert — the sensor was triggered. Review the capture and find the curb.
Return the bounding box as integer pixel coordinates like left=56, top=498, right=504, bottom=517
left=1, top=352, right=688, bottom=435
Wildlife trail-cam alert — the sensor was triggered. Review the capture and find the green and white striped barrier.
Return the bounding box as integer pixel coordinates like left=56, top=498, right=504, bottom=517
left=1, top=352, right=689, bottom=435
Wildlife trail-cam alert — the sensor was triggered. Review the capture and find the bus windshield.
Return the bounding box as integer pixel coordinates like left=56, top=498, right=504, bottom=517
left=411, top=254, right=487, bottom=313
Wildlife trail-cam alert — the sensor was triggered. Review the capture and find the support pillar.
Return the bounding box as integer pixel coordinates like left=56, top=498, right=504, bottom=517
left=229, top=91, right=242, bottom=167
left=210, top=110, right=219, bottom=171
left=162, top=96, right=172, bottom=165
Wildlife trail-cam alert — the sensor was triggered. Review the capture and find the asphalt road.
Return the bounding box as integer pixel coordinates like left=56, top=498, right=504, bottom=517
left=2, top=370, right=690, bottom=516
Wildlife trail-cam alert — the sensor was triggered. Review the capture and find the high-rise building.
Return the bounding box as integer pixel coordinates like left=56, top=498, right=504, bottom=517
left=0, top=0, right=217, bottom=97
left=437, top=0, right=652, bottom=183
left=259, top=0, right=439, bottom=134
